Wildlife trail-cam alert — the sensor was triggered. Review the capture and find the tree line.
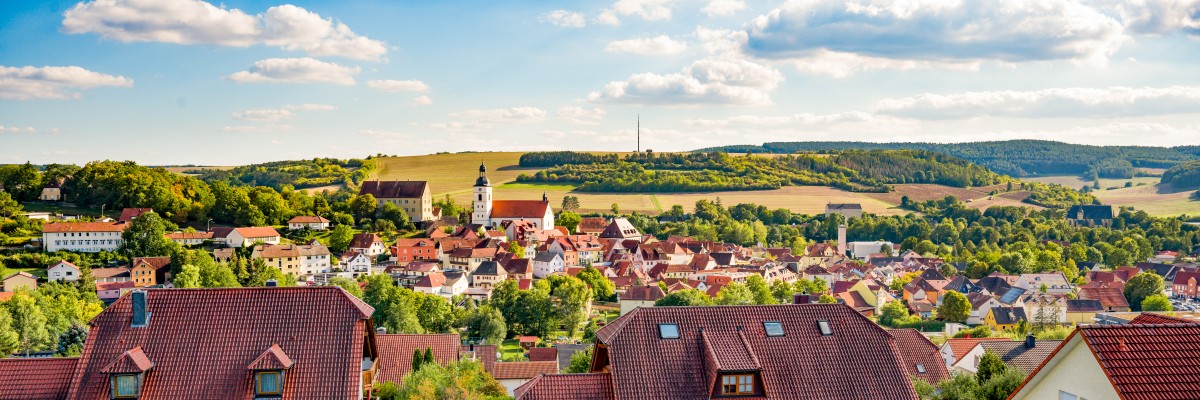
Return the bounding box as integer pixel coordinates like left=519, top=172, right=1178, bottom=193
left=190, top=157, right=376, bottom=190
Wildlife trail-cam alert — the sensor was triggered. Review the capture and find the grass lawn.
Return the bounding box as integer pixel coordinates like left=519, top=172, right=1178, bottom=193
left=498, top=339, right=525, bottom=361
left=20, top=202, right=108, bottom=217
left=0, top=266, right=46, bottom=279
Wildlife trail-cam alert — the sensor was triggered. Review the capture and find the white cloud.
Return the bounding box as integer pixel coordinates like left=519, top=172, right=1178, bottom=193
left=540, top=10, right=586, bottom=28
left=871, top=86, right=1200, bottom=119
left=284, top=103, right=338, bottom=111
left=558, top=107, right=607, bottom=125
left=684, top=111, right=897, bottom=128
left=0, top=65, right=133, bottom=100
left=588, top=57, right=783, bottom=105
left=367, top=79, right=430, bottom=92
left=0, top=125, right=53, bottom=134
left=597, top=0, right=672, bottom=25
left=430, top=107, right=546, bottom=132
left=410, top=95, right=433, bottom=106
left=62, top=0, right=387, bottom=61
left=605, top=35, right=688, bottom=54
left=744, top=0, right=1127, bottom=74
left=702, top=0, right=746, bottom=16
left=1090, top=0, right=1200, bottom=36
left=226, top=57, right=359, bottom=85
left=232, top=103, right=336, bottom=121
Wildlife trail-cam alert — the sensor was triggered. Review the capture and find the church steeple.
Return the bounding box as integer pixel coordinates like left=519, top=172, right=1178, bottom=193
left=542, top=191, right=548, bottom=202
left=475, top=161, right=490, bottom=187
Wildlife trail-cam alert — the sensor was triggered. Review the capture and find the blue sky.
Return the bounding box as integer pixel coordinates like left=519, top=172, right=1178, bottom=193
left=1, top=0, right=1199, bottom=165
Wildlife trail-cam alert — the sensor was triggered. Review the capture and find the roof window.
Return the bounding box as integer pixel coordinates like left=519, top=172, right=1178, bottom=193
left=763, top=322, right=784, bottom=337
left=916, top=363, right=926, bottom=374
left=658, top=323, right=680, bottom=339
left=817, top=320, right=833, bottom=336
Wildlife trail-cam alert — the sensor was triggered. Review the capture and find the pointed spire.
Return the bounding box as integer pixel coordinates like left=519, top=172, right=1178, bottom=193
left=542, top=191, right=548, bottom=202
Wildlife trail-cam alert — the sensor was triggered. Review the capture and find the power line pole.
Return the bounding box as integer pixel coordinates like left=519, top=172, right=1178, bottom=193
left=637, top=113, right=640, bottom=153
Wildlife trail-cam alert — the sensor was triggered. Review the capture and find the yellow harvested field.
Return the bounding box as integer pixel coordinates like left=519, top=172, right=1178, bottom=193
left=1095, top=184, right=1200, bottom=217
left=372, top=152, right=534, bottom=195
left=1026, top=175, right=1161, bottom=190
left=656, top=186, right=907, bottom=215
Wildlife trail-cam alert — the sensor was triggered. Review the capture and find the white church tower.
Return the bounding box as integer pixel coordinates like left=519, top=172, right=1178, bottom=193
left=471, top=162, right=493, bottom=226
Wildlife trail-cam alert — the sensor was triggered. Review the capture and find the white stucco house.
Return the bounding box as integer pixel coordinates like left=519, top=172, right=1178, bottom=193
left=47, top=260, right=81, bottom=283
left=532, top=252, right=564, bottom=279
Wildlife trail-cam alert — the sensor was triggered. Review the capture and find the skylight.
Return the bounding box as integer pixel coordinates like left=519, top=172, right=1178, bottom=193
left=658, top=323, right=680, bottom=339
left=916, top=363, right=926, bottom=374
left=817, top=320, right=833, bottom=336
left=763, top=322, right=784, bottom=337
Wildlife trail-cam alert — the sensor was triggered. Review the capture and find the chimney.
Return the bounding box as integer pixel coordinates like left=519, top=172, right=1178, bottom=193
left=1025, top=334, right=1035, bottom=349
left=131, top=290, right=150, bottom=327
left=837, top=225, right=847, bottom=256
left=793, top=293, right=810, bottom=304
left=266, top=279, right=278, bottom=287
left=376, top=327, right=386, bottom=335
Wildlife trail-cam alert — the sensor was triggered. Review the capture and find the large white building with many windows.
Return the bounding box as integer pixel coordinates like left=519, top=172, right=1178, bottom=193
left=42, top=221, right=128, bottom=252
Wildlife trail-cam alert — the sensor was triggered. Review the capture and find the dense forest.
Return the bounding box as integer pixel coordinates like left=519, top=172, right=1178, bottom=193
left=517, top=150, right=1004, bottom=194
left=189, top=158, right=375, bottom=190
left=1161, top=161, right=1200, bottom=190
left=695, top=140, right=1199, bottom=179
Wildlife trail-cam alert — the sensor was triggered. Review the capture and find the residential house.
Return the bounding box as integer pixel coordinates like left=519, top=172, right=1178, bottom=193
left=394, top=262, right=442, bottom=288
left=953, top=337, right=1061, bottom=375
left=515, top=373, right=614, bottom=400
left=42, top=221, right=127, bottom=252
left=472, top=261, right=508, bottom=288
left=577, top=217, right=608, bottom=235
left=447, top=246, right=499, bottom=272
left=414, top=272, right=468, bottom=299
left=1013, top=272, right=1074, bottom=294
left=532, top=252, right=564, bottom=279
left=131, top=256, right=171, bottom=287
left=1077, top=286, right=1132, bottom=312
left=2, top=272, right=37, bottom=292
left=939, top=337, right=1009, bottom=367
left=1065, top=204, right=1115, bottom=228
left=164, top=231, right=213, bottom=246
left=1065, top=299, right=1103, bottom=324
left=96, top=281, right=136, bottom=302
left=598, top=218, right=641, bottom=240
left=824, top=203, right=863, bottom=219
left=1020, top=293, right=1067, bottom=325
left=251, top=242, right=333, bottom=278
left=47, top=260, right=81, bottom=283
left=340, top=251, right=375, bottom=277
left=966, top=292, right=1004, bottom=325
left=889, top=328, right=951, bottom=384
left=1008, top=319, right=1200, bottom=400
left=360, top=180, right=435, bottom=223
left=350, top=233, right=389, bottom=257
left=0, top=286, right=381, bottom=399
left=1172, top=270, right=1200, bottom=299
left=618, top=285, right=665, bottom=315
left=374, top=333, right=462, bottom=384
left=393, top=238, right=439, bottom=264
left=493, top=361, right=560, bottom=396
left=505, top=258, right=533, bottom=280
left=212, top=248, right=234, bottom=263
left=287, top=215, right=331, bottom=231
left=92, top=267, right=131, bottom=283
left=117, top=208, right=153, bottom=223
left=515, top=303, right=919, bottom=399
left=847, top=241, right=894, bottom=260
left=39, top=180, right=62, bottom=201
left=221, top=226, right=281, bottom=248
left=985, top=307, right=1027, bottom=331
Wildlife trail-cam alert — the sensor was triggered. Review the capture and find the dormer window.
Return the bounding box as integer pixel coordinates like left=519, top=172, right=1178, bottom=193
left=658, top=323, right=680, bottom=339
left=720, top=374, right=754, bottom=395
left=112, top=374, right=139, bottom=398
left=256, top=371, right=282, bottom=395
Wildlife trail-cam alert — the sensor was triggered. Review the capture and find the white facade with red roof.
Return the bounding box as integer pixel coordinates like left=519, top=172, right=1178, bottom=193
left=42, top=221, right=128, bottom=252
left=470, top=162, right=554, bottom=229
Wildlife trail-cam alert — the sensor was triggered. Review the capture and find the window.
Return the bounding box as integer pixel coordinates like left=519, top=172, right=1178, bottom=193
left=1058, top=391, right=1087, bottom=400
left=658, top=323, right=680, bottom=339
left=112, top=374, right=138, bottom=398
left=817, top=320, right=833, bottom=336
left=257, top=371, right=282, bottom=395
left=916, top=363, right=926, bottom=374
left=763, top=322, right=784, bottom=337
left=720, top=374, right=754, bottom=395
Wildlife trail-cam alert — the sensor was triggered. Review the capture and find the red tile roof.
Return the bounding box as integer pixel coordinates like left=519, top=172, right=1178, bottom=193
left=889, top=329, right=950, bottom=384
left=164, top=231, right=214, bottom=240
left=132, top=256, right=171, bottom=271
left=1173, top=270, right=1200, bottom=286
left=359, top=180, right=428, bottom=198
left=620, top=285, right=665, bottom=302
left=515, top=373, right=614, bottom=400
left=42, top=221, right=128, bottom=233
left=287, top=215, right=330, bottom=224
left=0, top=357, right=78, bottom=399
left=491, top=361, right=559, bottom=379
left=591, top=304, right=918, bottom=399
left=233, top=226, right=280, bottom=238
left=943, top=337, right=1009, bottom=362
left=527, top=347, right=558, bottom=363
left=489, top=200, right=550, bottom=219
left=118, top=208, right=153, bottom=223
left=100, top=346, right=154, bottom=374
left=66, top=287, right=374, bottom=400
left=1130, top=312, right=1196, bottom=325
left=1078, top=286, right=1131, bottom=310
left=375, top=334, right=462, bottom=383
left=350, top=233, right=383, bottom=249
left=247, top=344, right=294, bottom=370
left=1077, top=323, right=1200, bottom=400
left=977, top=340, right=1062, bottom=374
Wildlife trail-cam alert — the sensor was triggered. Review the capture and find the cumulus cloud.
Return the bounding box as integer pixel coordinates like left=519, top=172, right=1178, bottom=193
left=0, top=125, right=56, bottom=134
left=588, top=57, right=783, bottom=105
left=226, top=57, right=359, bottom=85
left=62, top=0, right=388, bottom=61
left=430, top=107, right=546, bottom=132
left=596, top=0, right=672, bottom=25
left=605, top=35, right=688, bottom=54
left=0, top=65, right=132, bottom=100
left=1090, top=0, right=1200, bottom=36
left=367, top=79, right=430, bottom=92
left=540, top=10, right=586, bottom=28
left=558, top=107, right=607, bottom=125
left=744, top=0, right=1127, bottom=74
left=231, top=103, right=335, bottom=122
left=871, top=86, right=1200, bottom=119
left=702, top=0, right=746, bottom=16
left=410, top=95, right=433, bottom=106
left=684, top=111, right=898, bottom=128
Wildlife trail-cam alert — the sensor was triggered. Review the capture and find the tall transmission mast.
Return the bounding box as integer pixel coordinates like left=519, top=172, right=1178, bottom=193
left=637, top=114, right=640, bottom=153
